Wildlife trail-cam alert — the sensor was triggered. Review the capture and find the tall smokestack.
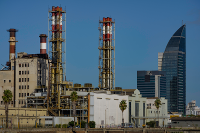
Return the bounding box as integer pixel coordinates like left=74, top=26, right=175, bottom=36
left=8, top=29, right=18, bottom=61
left=39, top=34, right=47, bottom=54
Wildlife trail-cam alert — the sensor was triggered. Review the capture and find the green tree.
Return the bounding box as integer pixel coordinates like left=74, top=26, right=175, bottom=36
left=70, top=91, right=78, bottom=127
left=119, top=100, right=127, bottom=128
left=154, top=98, right=162, bottom=127
left=2, top=90, right=13, bottom=128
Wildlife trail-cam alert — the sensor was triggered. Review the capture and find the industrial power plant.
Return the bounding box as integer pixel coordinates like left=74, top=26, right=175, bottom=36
left=0, top=6, right=131, bottom=127
left=1, top=5, right=190, bottom=129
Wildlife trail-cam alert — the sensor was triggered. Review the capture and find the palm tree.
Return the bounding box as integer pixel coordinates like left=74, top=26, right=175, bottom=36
left=70, top=91, right=78, bottom=128
left=2, top=90, right=13, bottom=128
left=154, top=98, right=162, bottom=127
left=119, top=100, right=127, bottom=128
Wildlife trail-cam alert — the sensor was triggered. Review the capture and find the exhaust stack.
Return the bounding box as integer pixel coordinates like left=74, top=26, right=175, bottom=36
left=8, top=29, right=18, bottom=61
left=39, top=34, right=47, bottom=54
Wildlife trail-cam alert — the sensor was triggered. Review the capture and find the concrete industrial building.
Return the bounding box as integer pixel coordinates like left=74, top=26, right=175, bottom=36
left=89, top=91, right=129, bottom=128
left=0, top=29, right=49, bottom=108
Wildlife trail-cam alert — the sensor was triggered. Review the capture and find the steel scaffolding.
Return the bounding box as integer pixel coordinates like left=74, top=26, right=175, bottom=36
left=98, top=17, right=115, bottom=90
left=48, top=6, right=66, bottom=116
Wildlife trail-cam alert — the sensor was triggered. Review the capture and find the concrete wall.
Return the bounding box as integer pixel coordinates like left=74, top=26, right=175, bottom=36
left=40, top=116, right=75, bottom=127
left=171, top=120, right=200, bottom=128
left=0, top=107, right=47, bottom=128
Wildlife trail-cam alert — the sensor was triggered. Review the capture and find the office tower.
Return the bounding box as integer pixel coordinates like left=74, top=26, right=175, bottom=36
left=137, top=71, right=166, bottom=98
left=158, top=25, right=186, bottom=114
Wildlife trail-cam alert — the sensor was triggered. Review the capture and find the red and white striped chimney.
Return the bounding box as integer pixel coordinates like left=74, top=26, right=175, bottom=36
left=39, top=34, right=47, bottom=54
left=52, top=6, right=55, bottom=39
left=8, top=29, right=18, bottom=61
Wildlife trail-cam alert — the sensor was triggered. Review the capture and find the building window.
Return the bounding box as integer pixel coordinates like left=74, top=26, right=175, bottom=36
left=1, top=101, right=3, bottom=105
left=22, top=71, right=24, bottom=75
left=22, top=64, right=24, bottom=67
left=25, top=64, right=27, bottom=67
left=25, top=78, right=26, bottom=82
left=22, top=86, right=23, bottom=89
left=27, top=71, right=29, bottom=74
left=19, top=64, right=21, bottom=67
left=19, top=100, right=20, bottom=104
left=25, top=85, right=26, bottom=89
left=28, top=63, right=29, bottom=67
left=19, top=71, right=21, bottom=75
left=19, top=78, right=21, bottom=82
left=19, top=85, right=21, bottom=89
left=25, top=71, right=26, bottom=74
left=22, top=78, right=24, bottom=82
left=22, top=100, right=23, bottom=104
left=4, top=80, right=6, bottom=83
left=27, top=93, right=29, bottom=96
left=27, top=85, right=29, bottom=89
left=24, top=93, right=26, bottom=97
left=22, top=93, right=23, bottom=97
left=27, top=78, right=29, bottom=82
left=19, top=93, right=21, bottom=97
left=9, top=80, right=11, bottom=83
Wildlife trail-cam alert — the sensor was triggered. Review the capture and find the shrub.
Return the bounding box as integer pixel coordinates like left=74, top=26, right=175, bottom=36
left=68, top=121, right=77, bottom=127
left=81, top=120, right=87, bottom=128
left=62, top=124, right=67, bottom=128
left=88, top=121, right=95, bottom=128
left=55, top=124, right=59, bottom=128
left=146, top=121, right=155, bottom=128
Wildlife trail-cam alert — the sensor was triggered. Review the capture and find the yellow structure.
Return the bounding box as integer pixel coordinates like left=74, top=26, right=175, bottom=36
left=0, top=107, right=47, bottom=128
left=170, top=115, right=180, bottom=119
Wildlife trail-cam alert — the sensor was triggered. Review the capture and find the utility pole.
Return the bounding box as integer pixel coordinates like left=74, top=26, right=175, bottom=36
left=15, top=100, right=19, bottom=129
left=36, top=99, right=38, bottom=128
left=105, top=109, right=106, bottom=128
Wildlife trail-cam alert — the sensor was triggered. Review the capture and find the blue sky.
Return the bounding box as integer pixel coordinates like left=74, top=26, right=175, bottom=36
left=0, top=0, right=199, bottom=106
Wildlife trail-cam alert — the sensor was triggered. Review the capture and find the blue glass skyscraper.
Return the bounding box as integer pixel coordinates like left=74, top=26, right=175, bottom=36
left=158, top=25, right=186, bottom=114
left=137, top=71, right=166, bottom=98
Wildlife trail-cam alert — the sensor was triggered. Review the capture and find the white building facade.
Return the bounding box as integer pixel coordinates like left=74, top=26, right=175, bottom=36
left=146, top=97, right=168, bottom=127
left=186, top=100, right=200, bottom=115
left=89, top=91, right=129, bottom=128
left=128, top=89, right=147, bottom=127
